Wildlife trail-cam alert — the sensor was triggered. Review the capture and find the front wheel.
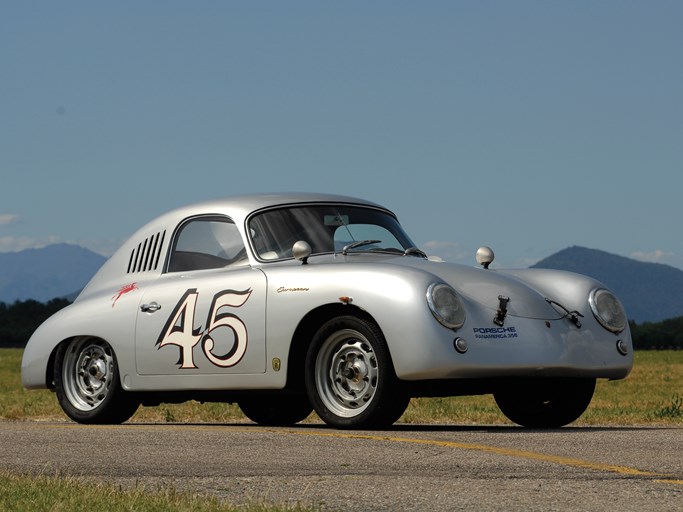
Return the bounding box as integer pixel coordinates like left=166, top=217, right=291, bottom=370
left=305, top=316, right=409, bottom=429
left=494, top=378, right=596, bottom=428
left=54, top=338, right=139, bottom=424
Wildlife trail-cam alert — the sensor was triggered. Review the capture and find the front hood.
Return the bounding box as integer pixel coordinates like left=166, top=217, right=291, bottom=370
left=392, top=257, right=563, bottom=320
left=268, top=252, right=581, bottom=320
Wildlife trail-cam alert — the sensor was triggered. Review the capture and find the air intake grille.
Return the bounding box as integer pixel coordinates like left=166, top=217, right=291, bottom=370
left=127, top=231, right=166, bottom=274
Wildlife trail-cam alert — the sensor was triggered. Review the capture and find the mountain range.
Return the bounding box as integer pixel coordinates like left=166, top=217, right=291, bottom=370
left=1, top=244, right=681, bottom=323
left=0, top=244, right=107, bottom=303
left=532, top=246, right=683, bottom=323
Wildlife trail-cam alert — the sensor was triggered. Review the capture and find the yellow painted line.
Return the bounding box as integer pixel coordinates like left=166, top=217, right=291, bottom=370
left=656, top=479, right=683, bottom=485
left=273, top=428, right=664, bottom=478
left=45, top=422, right=678, bottom=483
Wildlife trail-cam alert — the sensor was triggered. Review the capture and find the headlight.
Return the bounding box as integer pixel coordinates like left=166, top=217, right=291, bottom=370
left=589, top=288, right=627, bottom=333
left=427, top=283, right=466, bottom=330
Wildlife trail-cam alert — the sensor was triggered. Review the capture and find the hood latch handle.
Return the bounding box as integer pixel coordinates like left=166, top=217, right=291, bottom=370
left=493, top=295, right=510, bottom=326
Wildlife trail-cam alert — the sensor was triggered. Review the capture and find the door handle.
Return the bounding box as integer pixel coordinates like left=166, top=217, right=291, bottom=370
left=140, top=302, right=162, bottom=313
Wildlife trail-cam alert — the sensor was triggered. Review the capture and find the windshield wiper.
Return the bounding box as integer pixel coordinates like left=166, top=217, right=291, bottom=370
left=404, top=247, right=427, bottom=258
left=545, top=298, right=584, bottom=328
left=342, top=239, right=381, bottom=255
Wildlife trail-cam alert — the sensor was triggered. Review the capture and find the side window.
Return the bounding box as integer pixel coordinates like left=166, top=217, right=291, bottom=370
left=168, top=218, right=248, bottom=272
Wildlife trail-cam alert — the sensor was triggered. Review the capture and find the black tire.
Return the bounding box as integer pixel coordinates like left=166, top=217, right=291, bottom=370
left=305, top=316, right=409, bottom=429
left=54, top=338, right=139, bottom=424
left=493, top=378, right=596, bottom=428
left=238, top=394, right=313, bottom=426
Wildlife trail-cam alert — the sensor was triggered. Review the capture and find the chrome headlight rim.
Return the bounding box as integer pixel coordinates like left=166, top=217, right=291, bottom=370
left=426, top=282, right=466, bottom=330
left=589, top=288, right=627, bottom=334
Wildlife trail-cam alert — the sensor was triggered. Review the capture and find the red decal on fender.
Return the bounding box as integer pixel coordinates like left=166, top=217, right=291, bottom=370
left=112, top=282, right=139, bottom=308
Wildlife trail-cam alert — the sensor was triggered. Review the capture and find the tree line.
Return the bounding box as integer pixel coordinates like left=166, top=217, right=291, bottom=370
left=0, top=298, right=681, bottom=350
left=0, top=299, right=71, bottom=347
left=628, top=319, right=683, bottom=350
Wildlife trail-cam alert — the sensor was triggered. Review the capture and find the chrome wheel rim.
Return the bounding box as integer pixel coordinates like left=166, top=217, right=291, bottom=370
left=63, top=338, right=114, bottom=411
left=315, top=329, right=378, bottom=418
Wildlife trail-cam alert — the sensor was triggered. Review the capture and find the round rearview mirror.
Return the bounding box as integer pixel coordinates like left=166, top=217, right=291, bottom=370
left=292, top=240, right=312, bottom=264
left=476, top=246, right=494, bottom=269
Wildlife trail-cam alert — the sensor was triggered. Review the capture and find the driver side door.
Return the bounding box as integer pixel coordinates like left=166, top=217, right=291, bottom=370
left=134, top=216, right=267, bottom=376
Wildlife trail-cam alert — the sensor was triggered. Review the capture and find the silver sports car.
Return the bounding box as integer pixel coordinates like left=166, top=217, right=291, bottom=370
left=22, top=193, right=632, bottom=428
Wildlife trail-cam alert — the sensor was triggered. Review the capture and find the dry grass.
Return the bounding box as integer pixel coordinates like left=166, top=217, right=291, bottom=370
left=0, top=470, right=315, bottom=512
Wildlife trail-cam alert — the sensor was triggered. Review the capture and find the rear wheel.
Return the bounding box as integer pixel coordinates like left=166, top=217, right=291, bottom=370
left=54, top=338, right=138, bottom=424
left=305, top=316, right=409, bottom=429
left=494, top=378, right=596, bottom=428
left=238, top=394, right=313, bottom=426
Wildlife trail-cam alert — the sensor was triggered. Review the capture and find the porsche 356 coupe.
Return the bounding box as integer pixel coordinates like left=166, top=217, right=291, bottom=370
left=22, top=193, right=632, bottom=428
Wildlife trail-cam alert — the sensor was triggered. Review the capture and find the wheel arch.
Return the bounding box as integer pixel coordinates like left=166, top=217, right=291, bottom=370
left=46, top=335, right=117, bottom=391
left=45, top=338, right=69, bottom=390
left=286, top=303, right=380, bottom=391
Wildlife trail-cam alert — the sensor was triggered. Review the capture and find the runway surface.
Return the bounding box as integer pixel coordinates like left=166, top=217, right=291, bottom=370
left=1, top=421, right=681, bottom=511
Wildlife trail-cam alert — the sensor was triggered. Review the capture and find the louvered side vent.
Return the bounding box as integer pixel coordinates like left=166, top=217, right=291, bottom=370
left=127, top=231, right=166, bottom=274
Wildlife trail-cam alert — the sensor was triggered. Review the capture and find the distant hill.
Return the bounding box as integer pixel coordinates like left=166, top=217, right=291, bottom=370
left=532, top=246, right=683, bottom=323
left=0, top=244, right=106, bottom=303
left=0, top=243, right=681, bottom=324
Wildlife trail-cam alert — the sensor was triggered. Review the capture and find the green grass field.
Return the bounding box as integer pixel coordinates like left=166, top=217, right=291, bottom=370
left=2, top=348, right=681, bottom=425
left=1, top=349, right=680, bottom=510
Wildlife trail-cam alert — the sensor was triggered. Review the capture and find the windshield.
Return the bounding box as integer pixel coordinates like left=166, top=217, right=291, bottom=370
left=248, top=204, right=417, bottom=261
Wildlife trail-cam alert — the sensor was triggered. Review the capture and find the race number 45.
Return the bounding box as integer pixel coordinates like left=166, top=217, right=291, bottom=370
left=155, top=288, right=252, bottom=369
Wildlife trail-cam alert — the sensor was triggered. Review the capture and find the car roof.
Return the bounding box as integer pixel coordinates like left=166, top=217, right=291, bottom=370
left=164, top=192, right=386, bottom=222
left=78, top=193, right=393, bottom=298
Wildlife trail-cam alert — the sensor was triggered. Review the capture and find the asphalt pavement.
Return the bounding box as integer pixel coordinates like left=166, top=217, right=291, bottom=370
left=1, top=421, right=681, bottom=511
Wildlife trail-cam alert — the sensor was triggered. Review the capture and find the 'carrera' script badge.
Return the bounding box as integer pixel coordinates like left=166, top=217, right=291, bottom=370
left=277, top=286, right=309, bottom=293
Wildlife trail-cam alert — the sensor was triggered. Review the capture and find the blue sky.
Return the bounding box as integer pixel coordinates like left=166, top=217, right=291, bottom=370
left=2, top=1, right=682, bottom=269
